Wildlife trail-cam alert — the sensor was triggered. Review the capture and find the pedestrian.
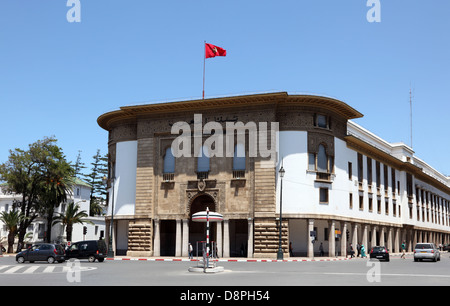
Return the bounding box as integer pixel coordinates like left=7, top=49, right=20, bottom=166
left=319, top=242, right=324, bottom=256
left=289, top=242, right=294, bottom=257
left=357, top=243, right=361, bottom=257
left=401, top=241, right=406, bottom=259
left=360, top=244, right=367, bottom=258
left=348, top=243, right=355, bottom=258
left=188, top=242, right=193, bottom=259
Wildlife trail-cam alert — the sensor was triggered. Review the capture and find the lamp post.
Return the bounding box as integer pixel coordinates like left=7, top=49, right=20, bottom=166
left=103, top=176, right=115, bottom=258
left=277, top=166, right=285, bottom=260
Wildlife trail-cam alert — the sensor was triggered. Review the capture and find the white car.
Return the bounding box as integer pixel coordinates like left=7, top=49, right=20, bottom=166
left=413, top=243, right=440, bottom=262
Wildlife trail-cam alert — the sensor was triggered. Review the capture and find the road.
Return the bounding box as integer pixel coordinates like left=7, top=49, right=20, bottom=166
left=1, top=254, right=450, bottom=287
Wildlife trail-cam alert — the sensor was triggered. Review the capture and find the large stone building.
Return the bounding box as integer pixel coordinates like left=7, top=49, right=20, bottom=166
left=97, top=92, right=450, bottom=258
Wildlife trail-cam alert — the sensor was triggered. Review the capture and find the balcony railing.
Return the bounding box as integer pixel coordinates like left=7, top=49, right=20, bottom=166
left=163, top=173, right=174, bottom=182
left=197, top=171, right=209, bottom=180
left=232, top=170, right=246, bottom=179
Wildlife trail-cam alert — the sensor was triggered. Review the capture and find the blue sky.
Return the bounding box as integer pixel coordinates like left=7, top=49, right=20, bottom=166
left=0, top=0, right=449, bottom=176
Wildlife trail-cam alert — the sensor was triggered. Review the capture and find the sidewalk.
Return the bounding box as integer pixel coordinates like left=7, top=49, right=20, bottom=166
left=103, top=252, right=415, bottom=262
left=0, top=252, right=416, bottom=262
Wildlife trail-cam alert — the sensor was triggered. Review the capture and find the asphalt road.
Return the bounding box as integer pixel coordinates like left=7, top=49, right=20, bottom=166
left=1, top=254, right=450, bottom=287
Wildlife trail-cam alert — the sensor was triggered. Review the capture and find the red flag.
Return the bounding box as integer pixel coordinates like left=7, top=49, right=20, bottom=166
left=205, top=43, right=226, bottom=58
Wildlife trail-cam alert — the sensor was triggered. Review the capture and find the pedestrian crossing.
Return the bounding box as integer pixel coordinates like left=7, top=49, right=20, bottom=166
left=0, top=264, right=96, bottom=275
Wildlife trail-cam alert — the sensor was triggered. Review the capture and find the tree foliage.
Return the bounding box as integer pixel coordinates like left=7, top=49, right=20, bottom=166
left=0, top=136, right=74, bottom=250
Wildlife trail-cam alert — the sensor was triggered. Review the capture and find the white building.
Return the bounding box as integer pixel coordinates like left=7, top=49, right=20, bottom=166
left=97, top=92, right=450, bottom=258
left=0, top=178, right=106, bottom=248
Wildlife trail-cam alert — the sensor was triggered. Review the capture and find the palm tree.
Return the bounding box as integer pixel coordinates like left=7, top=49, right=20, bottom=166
left=0, top=210, right=25, bottom=253
left=52, top=201, right=93, bottom=242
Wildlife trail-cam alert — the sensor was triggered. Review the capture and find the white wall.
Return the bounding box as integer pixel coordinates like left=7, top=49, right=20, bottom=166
left=110, top=141, right=137, bottom=216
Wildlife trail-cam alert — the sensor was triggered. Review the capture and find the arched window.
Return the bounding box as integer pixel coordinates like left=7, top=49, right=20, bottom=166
left=233, top=143, right=246, bottom=170
left=317, top=144, right=327, bottom=173
left=197, top=145, right=210, bottom=172
left=163, top=147, right=175, bottom=173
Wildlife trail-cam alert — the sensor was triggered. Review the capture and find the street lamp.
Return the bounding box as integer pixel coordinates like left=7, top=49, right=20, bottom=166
left=103, top=176, right=115, bottom=258
left=277, top=166, right=285, bottom=260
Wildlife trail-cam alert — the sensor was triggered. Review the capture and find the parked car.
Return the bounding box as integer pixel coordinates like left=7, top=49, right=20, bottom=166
left=443, top=244, right=450, bottom=252
left=16, top=243, right=66, bottom=264
left=65, top=240, right=107, bottom=262
left=369, top=246, right=390, bottom=262
left=414, top=243, right=440, bottom=262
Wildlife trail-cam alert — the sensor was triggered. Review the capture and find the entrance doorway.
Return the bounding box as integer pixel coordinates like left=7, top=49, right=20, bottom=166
left=189, top=194, right=216, bottom=256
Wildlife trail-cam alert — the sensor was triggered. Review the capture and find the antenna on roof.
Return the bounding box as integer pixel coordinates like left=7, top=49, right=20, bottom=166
left=409, top=83, right=413, bottom=149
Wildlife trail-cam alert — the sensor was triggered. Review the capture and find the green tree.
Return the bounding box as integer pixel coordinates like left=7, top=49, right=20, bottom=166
left=0, top=210, right=26, bottom=253
left=39, top=162, right=75, bottom=242
left=83, top=149, right=108, bottom=216
left=52, top=201, right=93, bottom=242
left=0, top=136, right=73, bottom=251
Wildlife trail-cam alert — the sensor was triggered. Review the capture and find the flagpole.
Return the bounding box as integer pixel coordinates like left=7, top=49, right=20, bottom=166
left=202, top=41, right=206, bottom=99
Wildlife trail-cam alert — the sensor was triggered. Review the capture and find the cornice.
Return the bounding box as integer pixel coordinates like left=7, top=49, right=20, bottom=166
left=97, top=92, right=363, bottom=131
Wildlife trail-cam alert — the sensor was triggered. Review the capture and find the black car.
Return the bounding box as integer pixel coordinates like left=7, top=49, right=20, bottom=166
left=369, top=246, right=390, bottom=262
left=16, top=243, right=66, bottom=264
left=65, top=240, right=107, bottom=262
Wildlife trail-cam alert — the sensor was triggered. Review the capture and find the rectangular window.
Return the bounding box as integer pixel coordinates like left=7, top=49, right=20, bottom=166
left=349, top=193, right=353, bottom=209
left=319, top=188, right=329, bottom=204
left=348, top=162, right=352, bottom=180
left=367, top=157, right=373, bottom=187
left=357, top=153, right=363, bottom=184
left=359, top=195, right=364, bottom=210
left=308, top=153, right=316, bottom=171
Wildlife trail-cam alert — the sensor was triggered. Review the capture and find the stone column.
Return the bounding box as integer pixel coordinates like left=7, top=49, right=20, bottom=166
left=380, top=227, right=385, bottom=247
left=182, top=219, right=189, bottom=257
left=307, top=219, right=315, bottom=258
left=387, top=227, right=393, bottom=252
left=352, top=223, right=359, bottom=250
left=216, top=221, right=223, bottom=258
left=247, top=218, right=254, bottom=258
left=328, top=220, right=336, bottom=257
left=362, top=225, right=368, bottom=251
left=153, top=219, right=160, bottom=257
left=223, top=219, right=230, bottom=258
left=341, top=222, right=348, bottom=257
left=394, top=228, right=400, bottom=253
left=175, top=219, right=182, bottom=257
left=371, top=226, right=377, bottom=249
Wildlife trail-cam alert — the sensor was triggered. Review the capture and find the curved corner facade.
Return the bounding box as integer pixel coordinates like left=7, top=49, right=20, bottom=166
left=98, top=92, right=450, bottom=258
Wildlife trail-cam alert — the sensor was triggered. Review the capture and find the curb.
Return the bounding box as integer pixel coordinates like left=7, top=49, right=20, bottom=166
left=104, top=257, right=353, bottom=262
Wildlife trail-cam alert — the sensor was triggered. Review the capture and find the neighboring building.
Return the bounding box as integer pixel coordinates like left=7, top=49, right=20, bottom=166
left=97, top=92, right=450, bottom=258
left=0, top=178, right=105, bottom=247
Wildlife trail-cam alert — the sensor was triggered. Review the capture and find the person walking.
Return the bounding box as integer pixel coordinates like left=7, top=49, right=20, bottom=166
left=289, top=242, right=294, bottom=257
left=188, top=243, right=193, bottom=259
left=360, top=244, right=367, bottom=258
left=348, top=243, right=355, bottom=258
left=319, top=242, right=324, bottom=257
left=401, top=241, right=406, bottom=259
left=357, top=243, right=361, bottom=257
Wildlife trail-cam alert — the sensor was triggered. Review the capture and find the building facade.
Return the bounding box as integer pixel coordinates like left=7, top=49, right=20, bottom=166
left=0, top=178, right=105, bottom=246
left=97, top=92, right=450, bottom=258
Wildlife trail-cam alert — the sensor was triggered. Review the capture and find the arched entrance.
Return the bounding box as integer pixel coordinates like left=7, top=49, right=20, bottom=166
left=189, top=194, right=216, bottom=256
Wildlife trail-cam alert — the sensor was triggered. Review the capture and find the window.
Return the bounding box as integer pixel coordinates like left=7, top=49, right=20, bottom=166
left=357, top=153, right=363, bottom=184
left=349, top=193, right=353, bottom=209
left=309, top=144, right=334, bottom=176
left=196, top=145, right=210, bottom=180
left=163, top=147, right=175, bottom=173
left=233, top=143, right=245, bottom=170
left=319, top=188, right=329, bottom=204
left=314, top=114, right=330, bottom=129
left=348, top=162, right=352, bottom=180
left=317, top=145, right=328, bottom=173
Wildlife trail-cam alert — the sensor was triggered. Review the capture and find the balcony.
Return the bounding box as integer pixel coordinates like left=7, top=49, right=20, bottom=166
left=196, top=171, right=209, bottom=180
left=315, top=172, right=333, bottom=184
left=162, top=173, right=174, bottom=182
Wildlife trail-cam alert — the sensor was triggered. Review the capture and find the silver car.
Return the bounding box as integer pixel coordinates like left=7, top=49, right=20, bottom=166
left=414, top=243, right=440, bottom=262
